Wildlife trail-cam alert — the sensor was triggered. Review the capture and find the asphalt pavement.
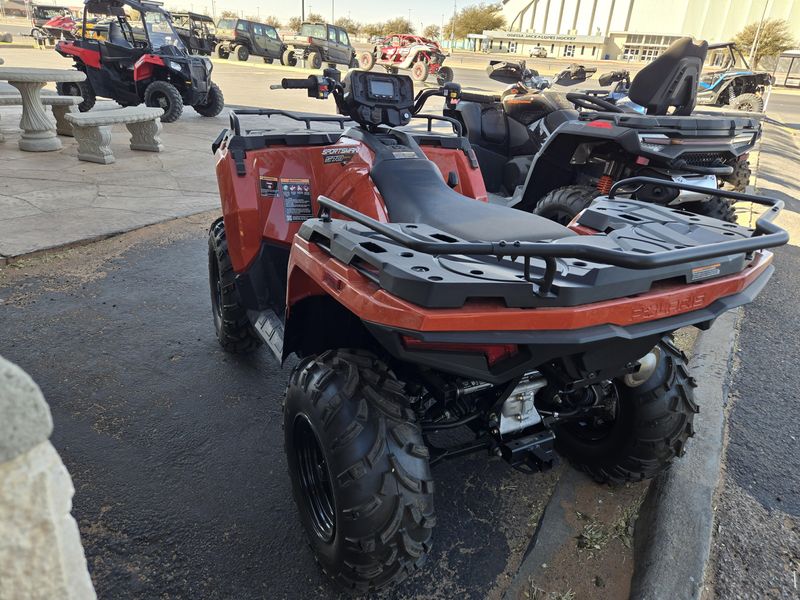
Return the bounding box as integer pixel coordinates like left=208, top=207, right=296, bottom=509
left=0, top=217, right=558, bottom=599
left=705, top=105, right=800, bottom=598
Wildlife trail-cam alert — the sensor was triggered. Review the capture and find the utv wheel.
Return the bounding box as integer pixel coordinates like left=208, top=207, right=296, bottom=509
left=307, top=50, right=323, bottom=70
left=359, top=51, right=375, bottom=70
left=144, top=81, right=184, bottom=122
left=554, top=338, right=698, bottom=484
left=436, top=66, right=454, bottom=85
left=282, top=49, right=297, bottom=67
left=235, top=44, right=250, bottom=61
left=721, top=159, right=752, bottom=192
left=730, top=93, right=764, bottom=113
left=411, top=60, right=429, bottom=82
left=681, top=196, right=737, bottom=223
left=207, top=217, right=261, bottom=354
left=193, top=81, right=224, bottom=117
left=215, top=43, right=230, bottom=59
left=534, top=184, right=600, bottom=225
left=284, top=349, right=435, bottom=593
left=56, top=80, right=95, bottom=112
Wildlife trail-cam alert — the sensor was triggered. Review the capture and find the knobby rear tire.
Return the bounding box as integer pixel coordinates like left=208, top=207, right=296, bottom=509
left=554, top=338, right=698, bottom=484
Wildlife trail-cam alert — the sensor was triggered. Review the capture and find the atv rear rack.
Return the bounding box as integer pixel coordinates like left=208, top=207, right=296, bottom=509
left=228, top=108, right=352, bottom=135
left=317, top=177, right=787, bottom=289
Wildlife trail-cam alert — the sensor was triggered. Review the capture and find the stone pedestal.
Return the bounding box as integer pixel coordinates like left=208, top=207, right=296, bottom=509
left=0, top=356, right=96, bottom=600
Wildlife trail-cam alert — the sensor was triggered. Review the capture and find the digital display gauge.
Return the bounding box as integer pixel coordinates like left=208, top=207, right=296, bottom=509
left=368, top=79, right=395, bottom=99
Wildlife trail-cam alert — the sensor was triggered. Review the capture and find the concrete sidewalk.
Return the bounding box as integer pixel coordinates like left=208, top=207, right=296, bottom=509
left=0, top=102, right=223, bottom=261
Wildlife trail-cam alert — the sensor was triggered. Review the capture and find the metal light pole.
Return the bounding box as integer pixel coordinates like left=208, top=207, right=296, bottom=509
left=301, top=0, right=305, bottom=21
left=450, top=0, right=456, bottom=50
left=210, top=0, right=215, bottom=20
left=331, top=0, right=334, bottom=23
left=749, top=0, right=771, bottom=68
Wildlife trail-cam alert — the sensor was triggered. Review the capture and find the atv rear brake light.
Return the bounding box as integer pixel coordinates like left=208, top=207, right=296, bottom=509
left=586, top=120, right=613, bottom=129
left=401, top=337, right=518, bottom=366
left=635, top=156, right=650, bottom=165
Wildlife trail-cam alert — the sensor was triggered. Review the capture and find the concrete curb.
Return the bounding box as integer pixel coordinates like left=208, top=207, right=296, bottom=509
left=629, top=309, right=741, bottom=600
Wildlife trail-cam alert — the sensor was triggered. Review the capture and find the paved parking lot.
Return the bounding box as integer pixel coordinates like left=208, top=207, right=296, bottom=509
left=0, top=218, right=561, bottom=599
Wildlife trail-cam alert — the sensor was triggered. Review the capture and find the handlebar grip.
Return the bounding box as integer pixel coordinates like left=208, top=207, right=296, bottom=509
left=459, top=91, right=500, bottom=104
left=281, top=77, right=314, bottom=89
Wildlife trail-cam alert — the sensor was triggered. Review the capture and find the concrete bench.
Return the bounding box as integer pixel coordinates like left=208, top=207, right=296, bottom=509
left=64, top=106, right=164, bottom=164
left=0, top=94, right=81, bottom=140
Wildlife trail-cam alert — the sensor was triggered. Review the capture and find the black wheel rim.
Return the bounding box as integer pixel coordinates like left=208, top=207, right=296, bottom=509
left=154, top=93, right=170, bottom=111
left=294, top=415, right=336, bottom=543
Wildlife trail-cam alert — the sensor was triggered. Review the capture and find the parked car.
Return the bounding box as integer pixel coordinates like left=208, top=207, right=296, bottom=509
left=283, top=22, right=357, bottom=69
left=528, top=45, right=547, bottom=58
left=30, top=4, right=75, bottom=40
left=215, top=17, right=286, bottom=63
left=172, top=11, right=216, bottom=55
left=697, top=42, right=773, bottom=112
left=359, top=33, right=453, bottom=83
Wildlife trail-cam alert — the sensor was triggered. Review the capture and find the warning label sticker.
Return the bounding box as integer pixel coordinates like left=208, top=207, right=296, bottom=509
left=281, top=178, right=312, bottom=222
left=259, top=176, right=279, bottom=197
left=690, top=263, right=721, bottom=282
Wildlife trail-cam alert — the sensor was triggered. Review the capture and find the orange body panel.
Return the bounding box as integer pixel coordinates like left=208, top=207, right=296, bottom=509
left=215, top=134, right=487, bottom=273
left=286, top=235, right=772, bottom=333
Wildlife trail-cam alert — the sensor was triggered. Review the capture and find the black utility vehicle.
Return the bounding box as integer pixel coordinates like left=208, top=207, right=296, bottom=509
left=214, top=17, right=285, bottom=63
left=172, top=11, right=216, bottom=55
left=283, top=22, right=357, bottom=69
left=697, top=42, right=773, bottom=112
left=55, top=0, right=224, bottom=122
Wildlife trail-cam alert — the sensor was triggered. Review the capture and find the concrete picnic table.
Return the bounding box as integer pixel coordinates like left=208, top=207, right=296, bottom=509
left=0, top=67, right=85, bottom=152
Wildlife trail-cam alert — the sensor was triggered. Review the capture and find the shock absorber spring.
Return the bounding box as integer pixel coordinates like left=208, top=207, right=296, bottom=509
left=597, top=174, right=614, bottom=195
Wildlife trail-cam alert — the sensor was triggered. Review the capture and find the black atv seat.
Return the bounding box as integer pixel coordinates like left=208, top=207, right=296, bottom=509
left=370, top=159, right=575, bottom=243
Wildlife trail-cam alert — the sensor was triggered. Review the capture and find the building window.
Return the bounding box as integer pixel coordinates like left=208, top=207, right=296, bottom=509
left=564, top=44, right=575, bottom=57
left=592, top=46, right=596, bottom=56
left=580, top=45, right=585, bottom=55
left=550, top=43, right=554, bottom=53
left=623, top=46, right=639, bottom=60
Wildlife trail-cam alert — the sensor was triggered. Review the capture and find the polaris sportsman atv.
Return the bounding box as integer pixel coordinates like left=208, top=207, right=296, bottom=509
left=207, top=66, right=787, bottom=592
left=435, top=37, right=758, bottom=223
left=55, top=0, right=224, bottom=122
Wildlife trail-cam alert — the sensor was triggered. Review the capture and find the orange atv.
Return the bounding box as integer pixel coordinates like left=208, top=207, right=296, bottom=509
left=207, top=68, right=787, bottom=593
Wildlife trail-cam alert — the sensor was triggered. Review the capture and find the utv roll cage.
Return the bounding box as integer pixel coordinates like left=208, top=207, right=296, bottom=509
left=706, top=42, right=751, bottom=70
left=80, top=0, right=173, bottom=47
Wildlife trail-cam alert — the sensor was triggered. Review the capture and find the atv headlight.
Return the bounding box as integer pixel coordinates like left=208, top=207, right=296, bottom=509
left=202, top=57, right=212, bottom=72
left=168, top=60, right=185, bottom=73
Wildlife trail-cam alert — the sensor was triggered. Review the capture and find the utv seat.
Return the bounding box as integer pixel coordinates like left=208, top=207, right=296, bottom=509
left=371, top=158, right=575, bottom=243
left=108, top=22, right=133, bottom=48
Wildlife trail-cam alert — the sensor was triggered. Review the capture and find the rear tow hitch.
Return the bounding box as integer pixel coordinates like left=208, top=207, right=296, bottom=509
left=499, top=430, right=557, bottom=472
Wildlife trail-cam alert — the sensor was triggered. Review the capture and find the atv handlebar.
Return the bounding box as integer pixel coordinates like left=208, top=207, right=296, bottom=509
left=274, top=77, right=317, bottom=90
left=459, top=90, right=502, bottom=104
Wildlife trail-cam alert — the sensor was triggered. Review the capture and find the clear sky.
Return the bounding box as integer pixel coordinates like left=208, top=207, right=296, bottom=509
left=163, top=0, right=465, bottom=30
